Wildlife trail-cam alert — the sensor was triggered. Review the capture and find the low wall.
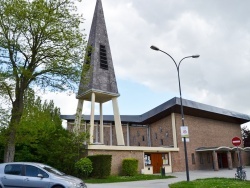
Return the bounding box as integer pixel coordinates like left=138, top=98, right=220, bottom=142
left=87, top=149, right=144, bottom=175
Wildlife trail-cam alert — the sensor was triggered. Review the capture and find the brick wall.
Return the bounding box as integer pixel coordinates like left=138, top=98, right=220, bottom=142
left=67, top=113, right=248, bottom=173
left=129, top=126, right=148, bottom=146
left=87, top=150, right=144, bottom=175
left=172, top=113, right=243, bottom=172
left=149, top=116, right=174, bottom=147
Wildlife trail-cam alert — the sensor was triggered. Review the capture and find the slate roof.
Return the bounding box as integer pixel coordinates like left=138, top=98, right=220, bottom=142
left=77, top=0, right=119, bottom=101
left=61, top=97, right=250, bottom=125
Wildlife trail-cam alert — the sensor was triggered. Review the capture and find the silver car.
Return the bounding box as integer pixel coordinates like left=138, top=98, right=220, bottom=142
left=0, top=162, right=87, bottom=188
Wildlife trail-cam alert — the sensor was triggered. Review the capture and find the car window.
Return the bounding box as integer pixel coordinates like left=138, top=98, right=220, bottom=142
left=42, top=166, right=64, bottom=176
left=25, top=165, right=49, bottom=178
left=4, top=164, right=23, bottom=175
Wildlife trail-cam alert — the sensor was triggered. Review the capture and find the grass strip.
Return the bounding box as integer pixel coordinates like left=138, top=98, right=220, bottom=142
left=85, top=174, right=175, bottom=183
left=169, top=178, right=250, bottom=188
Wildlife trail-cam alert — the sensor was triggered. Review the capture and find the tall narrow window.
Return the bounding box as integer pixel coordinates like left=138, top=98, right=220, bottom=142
left=160, top=139, right=164, bottom=145
left=192, top=153, right=195, bottom=164
left=200, top=153, right=204, bottom=164
left=100, top=44, right=108, bottom=70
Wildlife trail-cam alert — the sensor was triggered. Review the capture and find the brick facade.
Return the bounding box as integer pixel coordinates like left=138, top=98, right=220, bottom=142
left=66, top=112, right=248, bottom=174
left=149, top=116, right=173, bottom=147
left=87, top=150, right=144, bottom=175
left=171, top=113, right=244, bottom=172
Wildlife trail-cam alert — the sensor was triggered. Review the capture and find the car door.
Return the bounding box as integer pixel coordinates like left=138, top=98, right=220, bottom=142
left=23, top=165, right=51, bottom=188
left=1, top=164, right=24, bottom=188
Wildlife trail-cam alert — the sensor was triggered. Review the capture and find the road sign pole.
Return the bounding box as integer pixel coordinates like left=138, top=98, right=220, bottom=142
left=237, top=146, right=241, bottom=167
left=232, top=137, right=242, bottom=167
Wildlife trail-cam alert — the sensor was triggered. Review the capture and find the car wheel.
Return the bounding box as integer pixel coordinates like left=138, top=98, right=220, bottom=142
left=52, top=186, right=64, bottom=188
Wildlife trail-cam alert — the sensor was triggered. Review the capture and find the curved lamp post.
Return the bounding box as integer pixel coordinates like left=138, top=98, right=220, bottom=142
left=150, top=45, right=199, bottom=181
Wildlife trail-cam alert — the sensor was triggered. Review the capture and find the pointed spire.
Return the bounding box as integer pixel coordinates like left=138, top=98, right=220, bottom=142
left=77, top=0, right=119, bottom=103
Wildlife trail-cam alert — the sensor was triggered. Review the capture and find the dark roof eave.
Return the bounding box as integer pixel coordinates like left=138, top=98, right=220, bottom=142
left=61, top=97, right=250, bottom=125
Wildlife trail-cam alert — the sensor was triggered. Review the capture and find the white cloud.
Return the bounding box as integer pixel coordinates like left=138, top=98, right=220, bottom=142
left=45, top=0, right=250, bottom=128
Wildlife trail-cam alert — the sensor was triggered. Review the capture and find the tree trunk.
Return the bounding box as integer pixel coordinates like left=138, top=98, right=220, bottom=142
left=4, top=94, right=24, bottom=162
left=4, top=131, right=16, bottom=162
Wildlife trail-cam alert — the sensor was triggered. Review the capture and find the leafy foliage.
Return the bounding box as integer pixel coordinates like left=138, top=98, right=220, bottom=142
left=122, top=158, right=138, bottom=176
left=75, top=157, right=93, bottom=178
left=88, top=155, right=112, bottom=178
left=242, top=126, right=250, bottom=147
left=0, top=90, right=88, bottom=175
left=0, top=0, right=86, bottom=162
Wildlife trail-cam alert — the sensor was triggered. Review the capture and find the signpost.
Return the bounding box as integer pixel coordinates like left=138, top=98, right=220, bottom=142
left=232, top=137, right=242, bottom=168
left=181, top=126, right=189, bottom=138
left=232, top=137, right=241, bottom=146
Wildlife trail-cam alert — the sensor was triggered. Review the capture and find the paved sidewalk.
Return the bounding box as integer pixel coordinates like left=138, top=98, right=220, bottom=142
left=86, top=167, right=250, bottom=188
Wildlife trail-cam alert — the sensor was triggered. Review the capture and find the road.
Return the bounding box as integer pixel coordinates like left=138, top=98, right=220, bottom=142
left=86, top=167, right=250, bottom=188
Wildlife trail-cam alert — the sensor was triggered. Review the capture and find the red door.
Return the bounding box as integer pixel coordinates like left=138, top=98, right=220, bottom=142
left=217, top=153, right=228, bottom=168
left=151, top=154, right=163, bottom=173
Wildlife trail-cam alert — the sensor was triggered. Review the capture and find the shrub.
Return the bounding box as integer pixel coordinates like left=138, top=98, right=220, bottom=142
left=88, top=155, right=112, bottom=178
left=122, top=158, right=138, bottom=176
left=75, top=157, right=93, bottom=178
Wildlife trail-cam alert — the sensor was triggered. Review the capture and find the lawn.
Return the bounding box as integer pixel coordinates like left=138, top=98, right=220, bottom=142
left=169, top=178, right=250, bottom=188
left=85, top=174, right=175, bottom=183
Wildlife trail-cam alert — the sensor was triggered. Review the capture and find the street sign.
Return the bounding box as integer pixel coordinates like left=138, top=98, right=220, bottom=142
left=181, top=126, right=189, bottom=138
left=232, top=137, right=241, bottom=146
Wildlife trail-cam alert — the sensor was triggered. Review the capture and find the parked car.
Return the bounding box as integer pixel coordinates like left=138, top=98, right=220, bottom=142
left=0, top=162, right=87, bottom=188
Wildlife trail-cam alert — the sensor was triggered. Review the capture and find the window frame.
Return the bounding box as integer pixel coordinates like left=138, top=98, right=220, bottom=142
left=4, top=164, right=24, bottom=176
left=24, top=165, right=49, bottom=178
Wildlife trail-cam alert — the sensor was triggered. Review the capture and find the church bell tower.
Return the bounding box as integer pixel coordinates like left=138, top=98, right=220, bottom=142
left=74, top=0, right=125, bottom=146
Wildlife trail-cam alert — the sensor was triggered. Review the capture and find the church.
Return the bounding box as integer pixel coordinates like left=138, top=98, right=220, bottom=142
left=61, top=0, right=250, bottom=175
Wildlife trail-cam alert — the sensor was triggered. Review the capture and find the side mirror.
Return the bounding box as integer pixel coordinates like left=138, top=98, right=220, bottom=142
left=37, top=174, right=44, bottom=178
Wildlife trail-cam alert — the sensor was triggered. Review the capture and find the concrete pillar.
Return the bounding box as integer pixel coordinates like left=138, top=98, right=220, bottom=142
left=147, top=125, right=151, bottom=147
left=110, top=123, right=113, bottom=145
left=227, top=151, right=233, bottom=170
left=171, top=113, right=178, bottom=148
left=74, top=99, right=84, bottom=134
left=89, top=92, right=95, bottom=144
left=212, top=151, right=219, bottom=171
left=84, top=122, right=87, bottom=145
left=100, top=103, right=104, bottom=144
left=95, top=123, right=98, bottom=143
left=112, top=97, right=125, bottom=146
left=169, top=152, right=172, bottom=173
left=126, top=123, right=130, bottom=146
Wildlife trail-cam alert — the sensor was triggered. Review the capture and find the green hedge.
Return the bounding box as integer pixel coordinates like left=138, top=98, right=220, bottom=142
left=122, top=158, right=138, bottom=176
left=75, top=157, right=93, bottom=178
left=88, top=155, right=112, bottom=178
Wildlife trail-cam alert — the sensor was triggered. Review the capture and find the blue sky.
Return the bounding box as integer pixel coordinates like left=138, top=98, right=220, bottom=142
left=43, top=0, right=250, bottom=127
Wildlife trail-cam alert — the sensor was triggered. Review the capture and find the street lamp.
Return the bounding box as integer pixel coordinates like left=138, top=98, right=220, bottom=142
left=150, top=45, right=199, bottom=181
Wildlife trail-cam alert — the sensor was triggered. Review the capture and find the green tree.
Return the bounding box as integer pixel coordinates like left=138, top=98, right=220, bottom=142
left=0, top=0, right=86, bottom=162
left=13, top=90, right=88, bottom=174
left=242, top=126, right=250, bottom=147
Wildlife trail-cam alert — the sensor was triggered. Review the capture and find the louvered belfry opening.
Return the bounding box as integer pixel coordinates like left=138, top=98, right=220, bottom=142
left=100, top=44, right=108, bottom=70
